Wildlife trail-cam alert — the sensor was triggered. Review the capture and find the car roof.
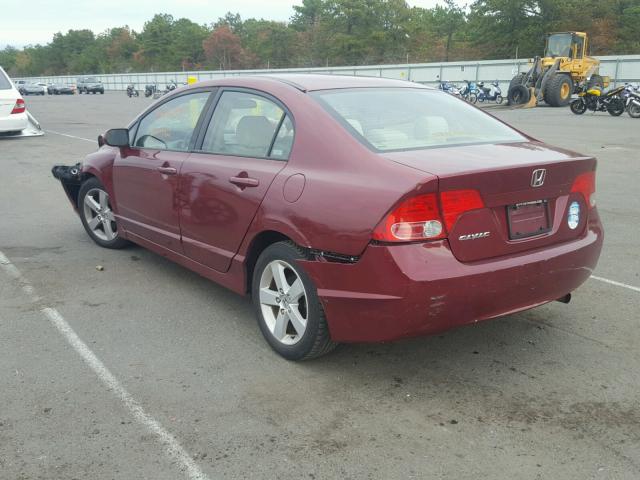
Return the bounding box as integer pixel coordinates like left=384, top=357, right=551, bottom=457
left=197, top=73, right=430, bottom=93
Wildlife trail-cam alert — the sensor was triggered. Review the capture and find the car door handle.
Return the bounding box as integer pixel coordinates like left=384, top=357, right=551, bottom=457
left=157, top=166, right=177, bottom=175
left=229, top=176, right=259, bottom=188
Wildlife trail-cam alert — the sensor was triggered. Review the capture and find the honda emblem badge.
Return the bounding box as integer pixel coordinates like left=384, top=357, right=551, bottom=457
left=531, top=169, right=546, bottom=187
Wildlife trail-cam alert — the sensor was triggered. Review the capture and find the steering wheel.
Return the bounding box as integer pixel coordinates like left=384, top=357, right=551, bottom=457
left=136, top=134, right=167, bottom=149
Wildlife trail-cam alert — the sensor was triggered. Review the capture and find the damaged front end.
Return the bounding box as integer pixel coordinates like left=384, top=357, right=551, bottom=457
left=51, top=163, right=84, bottom=211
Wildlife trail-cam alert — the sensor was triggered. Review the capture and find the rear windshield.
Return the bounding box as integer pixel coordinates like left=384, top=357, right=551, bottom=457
left=311, top=87, right=525, bottom=152
left=0, top=70, right=12, bottom=90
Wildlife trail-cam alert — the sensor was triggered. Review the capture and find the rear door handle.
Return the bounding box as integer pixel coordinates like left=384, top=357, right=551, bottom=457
left=157, top=166, right=177, bottom=175
left=229, top=176, right=259, bottom=188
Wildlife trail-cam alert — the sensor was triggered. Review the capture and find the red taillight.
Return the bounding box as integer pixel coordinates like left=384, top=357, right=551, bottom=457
left=571, top=171, right=596, bottom=208
left=11, top=99, right=25, bottom=114
left=372, top=189, right=485, bottom=243
left=372, top=193, right=445, bottom=242
left=440, top=189, right=484, bottom=231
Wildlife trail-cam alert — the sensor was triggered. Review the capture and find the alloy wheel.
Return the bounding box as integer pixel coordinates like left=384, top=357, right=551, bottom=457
left=82, top=188, right=118, bottom=241
left=259, top=260, right=308, bottom=345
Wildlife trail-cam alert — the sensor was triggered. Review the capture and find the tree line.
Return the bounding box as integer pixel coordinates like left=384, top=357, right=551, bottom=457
left=2, top=0, right=639, bottom=77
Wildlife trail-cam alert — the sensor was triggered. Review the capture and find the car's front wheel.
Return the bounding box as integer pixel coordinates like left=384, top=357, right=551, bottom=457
left=252, top=242, right=336, bottom=360
left=78, top=177, right=128, bottom=249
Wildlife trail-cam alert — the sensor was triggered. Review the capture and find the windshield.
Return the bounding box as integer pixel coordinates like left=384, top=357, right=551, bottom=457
left=311, top=88, right=524, bottom=152
left=86, top=77, right=98, bottom=82
left=0, top=69, right=12, bottom=90
left=546, top=34, right=572, bottom=58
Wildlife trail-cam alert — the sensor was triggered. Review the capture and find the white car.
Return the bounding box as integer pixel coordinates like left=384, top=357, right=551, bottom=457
left=0, top=66, right=28, bottom=134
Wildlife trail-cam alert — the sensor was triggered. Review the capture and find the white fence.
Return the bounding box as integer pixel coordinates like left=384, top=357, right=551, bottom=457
left=14, top=55, right=640, bottom=92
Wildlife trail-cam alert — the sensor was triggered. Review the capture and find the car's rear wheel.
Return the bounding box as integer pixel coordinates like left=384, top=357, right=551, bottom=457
left=78, top=177, right=128, bottom=249
left=252, top=242, right=336, bottom=360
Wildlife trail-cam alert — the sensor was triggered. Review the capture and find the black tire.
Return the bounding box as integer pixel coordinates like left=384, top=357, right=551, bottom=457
left=252, top=242, right=337, bottom=360
left=628, top=103, right=640, bottom=118
left=544, top=74, right=574, bottom=107
left=100, top=90, right=104, bottom=94
left=508, top=84, right=531, bottom=105
left=607, top=97, right=625, bottom=116
left=468, top=92, right=477, bottom=104
left=570, top=98, right=587, bottom=115
left=78, top=89, right=82, bottom=94
left=78, top=177, right=129, bottom=249
left=588, top=74, right=604, bottom=90
left=509, top=73, right=528, bottom=91
left=495, top=94, right=503, bottom=104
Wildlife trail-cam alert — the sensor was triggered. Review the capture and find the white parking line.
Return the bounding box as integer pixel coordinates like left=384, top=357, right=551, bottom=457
left=0, top=251, right=211, bottom=480
left=591, top=275, right=640, bottom=293
left=45, top=129, right=95, bottom=143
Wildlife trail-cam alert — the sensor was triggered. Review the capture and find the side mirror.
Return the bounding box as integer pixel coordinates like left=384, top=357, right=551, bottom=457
left=104, top=128, right=129, bottom=147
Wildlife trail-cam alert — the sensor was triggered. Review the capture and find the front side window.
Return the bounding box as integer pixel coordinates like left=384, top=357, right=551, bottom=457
left=312, top=88, right=524, bottom=152
left=546, top=34, right=572, bottom=58
left=201, top=91, right=293, bottom=159
left=134, top=92, right=209, bottom=151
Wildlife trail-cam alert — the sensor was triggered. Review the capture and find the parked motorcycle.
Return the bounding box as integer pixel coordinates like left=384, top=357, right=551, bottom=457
left=151, top=80, right=179, bottom=99
left=126, top=84, right=139, bottom=97
left=144, top=84, right=157, bottom=98
left=570, top=84, right=626, bottom=116
left=624, top=85, right=640, bottom=118
left=438, top=81, right=461, bottom=97
left=459, top=80, right=479, bottom=103
left=477, top=81, right=503, bottom=104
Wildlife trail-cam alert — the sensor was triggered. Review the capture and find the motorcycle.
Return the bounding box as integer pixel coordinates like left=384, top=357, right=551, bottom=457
left=144, top=84, right=157, bottom=98
left=477, top=81, right=503, bottom=104
left=459, top=80, right=479, bottom=103
left=126, top=84, right=139, bottom=97
left=438, top=81, right=461, bottom=97
left=624, top=85, right=640, bottom=118
left=151, top=80, right=178, bottom=99
left=570, top=84, right=626, bottom=116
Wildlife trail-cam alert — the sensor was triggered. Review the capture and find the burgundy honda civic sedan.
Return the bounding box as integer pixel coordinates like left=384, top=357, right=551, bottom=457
left=53, top=74, right=603, bottom=360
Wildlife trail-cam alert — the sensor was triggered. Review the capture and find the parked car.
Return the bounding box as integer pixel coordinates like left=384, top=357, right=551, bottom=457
left=22, top=82, right=46, bottom=96
left=51, top=84, right=75, bottom=95
left=77, top=76, right=104, bottom=94
left=46, top=83, right=57, bottom=94
left=13, top=79, right=27, bottom=94
left=0, top=66, right=28, bottom=134
left=52, top=75, right=603, bottom=360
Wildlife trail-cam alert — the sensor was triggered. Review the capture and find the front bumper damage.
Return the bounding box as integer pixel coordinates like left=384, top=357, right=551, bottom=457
left=51, top=163, right=83, bottom=211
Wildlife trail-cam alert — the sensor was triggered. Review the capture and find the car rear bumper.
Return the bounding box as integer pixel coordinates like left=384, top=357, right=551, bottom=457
left=301, top=210, right=603, bottom=343
left=0, top=112, right=28, bottom=133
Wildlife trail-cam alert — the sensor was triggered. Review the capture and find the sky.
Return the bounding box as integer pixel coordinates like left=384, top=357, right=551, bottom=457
left=0, top=0, right=444, bottom=48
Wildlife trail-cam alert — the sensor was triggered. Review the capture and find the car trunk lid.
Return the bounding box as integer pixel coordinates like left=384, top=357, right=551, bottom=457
left=384, top=141, right=596, bottom=262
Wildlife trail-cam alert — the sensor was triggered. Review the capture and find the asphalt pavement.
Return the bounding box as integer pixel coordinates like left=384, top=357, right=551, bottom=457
left=0, top=92, right=638, bottom=479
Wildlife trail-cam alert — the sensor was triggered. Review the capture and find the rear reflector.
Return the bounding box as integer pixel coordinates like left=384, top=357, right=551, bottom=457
left=571, top=171, right=596, bottom=208
left=11, top=99, right=25, bottom=114
left=372, top=189, right=485, bottom=243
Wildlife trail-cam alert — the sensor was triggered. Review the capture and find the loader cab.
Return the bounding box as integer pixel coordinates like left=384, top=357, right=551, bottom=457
left=545, top=32, right=587, bottom=60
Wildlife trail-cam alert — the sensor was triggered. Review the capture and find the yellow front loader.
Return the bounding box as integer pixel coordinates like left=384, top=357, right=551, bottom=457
left=507, top=32, right=607, bottom=108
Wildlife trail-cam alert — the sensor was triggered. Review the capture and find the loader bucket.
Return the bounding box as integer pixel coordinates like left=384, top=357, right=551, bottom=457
left=521, top=87, right=538, bottom=108
left=0, top=111, right=44, bottom=138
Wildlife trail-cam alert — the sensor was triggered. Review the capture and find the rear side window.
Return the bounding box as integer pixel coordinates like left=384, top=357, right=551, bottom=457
left=0, top=70, right=12, bottom=90
left=201, top=91, right=293, bottom=159
left=134, top=92, right=209, bottom=151
left=312, top=87, right=524, bottom=152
